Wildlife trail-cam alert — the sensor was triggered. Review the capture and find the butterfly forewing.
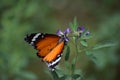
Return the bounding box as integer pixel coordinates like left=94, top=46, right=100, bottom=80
left=35, top=34, right=60, bottom=57
left=37, top=41, right=58, bottom=57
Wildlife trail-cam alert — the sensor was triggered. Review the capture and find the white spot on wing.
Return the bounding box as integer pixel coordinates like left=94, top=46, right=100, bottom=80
left=41, top=35, right=44, bottom=38
left=30, top=33, right=41, bottom=44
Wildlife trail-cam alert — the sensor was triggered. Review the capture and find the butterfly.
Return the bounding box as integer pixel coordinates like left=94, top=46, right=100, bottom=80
left=24, top=33, right=66, bottom=71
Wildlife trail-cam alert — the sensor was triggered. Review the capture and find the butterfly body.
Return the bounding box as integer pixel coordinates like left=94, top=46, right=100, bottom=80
left=24, top=33, right=65, bottom=71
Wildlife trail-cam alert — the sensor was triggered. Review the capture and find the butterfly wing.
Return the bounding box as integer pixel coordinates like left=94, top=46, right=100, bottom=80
left=44, top=41, right=64, bottom=71
left=43, top=41, right=64, bottom=62
left=24, top=33, right=65, bottom=71
left=25, top=33, right=60, bottom=57
left=36, top=34, right=60, bottom=57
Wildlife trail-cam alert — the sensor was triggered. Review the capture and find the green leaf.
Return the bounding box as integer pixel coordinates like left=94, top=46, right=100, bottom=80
left=85, top=50, right=93, bottom=56
left=65, top=46, right=70, bottom=61
left=50, top=71, right=59, bottom=80
left=55, top=69, right=66, bottom=77
left=69, top=22, right=74, bottom=31
left=72, top=74, right=80, bottom=79
left=59, top=75, right=67, bottom=80
left=73, top=17, right=78, bottom=29
left=69, top=17, right=78, bottom=31
left=93, top=42, right=117, bottom=50
left=80, top=39, right=88, bottom=47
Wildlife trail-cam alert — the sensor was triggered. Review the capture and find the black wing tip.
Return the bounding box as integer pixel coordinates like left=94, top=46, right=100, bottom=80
left=24, top=33, right=41, bottom=45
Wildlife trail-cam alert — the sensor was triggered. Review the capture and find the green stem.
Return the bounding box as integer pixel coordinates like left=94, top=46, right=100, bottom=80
left=75, top=39, right=79, bottom=67
left=71, top=38, right=79, bottom=80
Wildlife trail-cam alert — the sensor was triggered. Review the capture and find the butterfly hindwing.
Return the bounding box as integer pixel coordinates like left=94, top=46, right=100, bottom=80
left=43, top=41, right=64, bottom=62
left=44, top=41, right=64, bottom=71
left=45, top=54, right=62, bottom=71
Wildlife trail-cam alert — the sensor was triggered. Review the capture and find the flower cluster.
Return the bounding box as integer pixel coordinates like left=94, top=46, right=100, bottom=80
left=56, top=26, right=90, bottom=42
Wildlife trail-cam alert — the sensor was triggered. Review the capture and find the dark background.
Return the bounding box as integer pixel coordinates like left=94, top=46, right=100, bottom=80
left=0, top=0, right=120, bottom=80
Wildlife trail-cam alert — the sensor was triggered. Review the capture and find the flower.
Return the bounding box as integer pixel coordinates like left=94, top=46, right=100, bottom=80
left=64, top=28, right=71, bottom=34
left=86, top=31, right=90, bottom=35
left=76, top=26, right=90, bottom=38
left=77, top=26, right=85, bottom=34
left=56, top=28, right=71, bottom=42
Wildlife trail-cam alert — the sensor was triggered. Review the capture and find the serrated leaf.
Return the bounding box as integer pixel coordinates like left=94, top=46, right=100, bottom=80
left=93, top=42, right=116, bottom=50
left=72, top=74, right=80, bottom=79
left=65, top=46, right=70, bottom=61
left=80, top=39, right=88, bottom=47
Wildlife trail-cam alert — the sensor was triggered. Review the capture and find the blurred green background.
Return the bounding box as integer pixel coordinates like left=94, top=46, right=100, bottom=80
left=0, top=0, right=120, bottom=80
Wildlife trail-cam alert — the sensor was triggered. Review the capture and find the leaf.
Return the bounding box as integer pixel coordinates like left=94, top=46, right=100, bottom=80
left=73, top=17, right=78, bottom=29
left=65, top=46, right=70, bottom=61
left=80, top=39, right=88, bottom=47
left=93, top=42, right=117, bottom=50
left=69, top=17, right=78, bottom=31
left=59, top=75, right=67, bottom=80
left=55, top=69, right=66, bottom=77
left=50, top=71, right=59, bottom=80
left=72, top=74, right=81, bottom=79
left=69, top=22, right=74, bottom=31
left=85, top=50, right=93, bottom=56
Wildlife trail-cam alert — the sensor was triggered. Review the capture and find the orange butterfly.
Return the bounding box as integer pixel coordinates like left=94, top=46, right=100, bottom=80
left=24, top=33, right=66, bottom=71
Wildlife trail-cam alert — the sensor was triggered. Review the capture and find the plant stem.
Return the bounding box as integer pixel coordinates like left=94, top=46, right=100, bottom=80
left=71, top=38, right=79, bottom=80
